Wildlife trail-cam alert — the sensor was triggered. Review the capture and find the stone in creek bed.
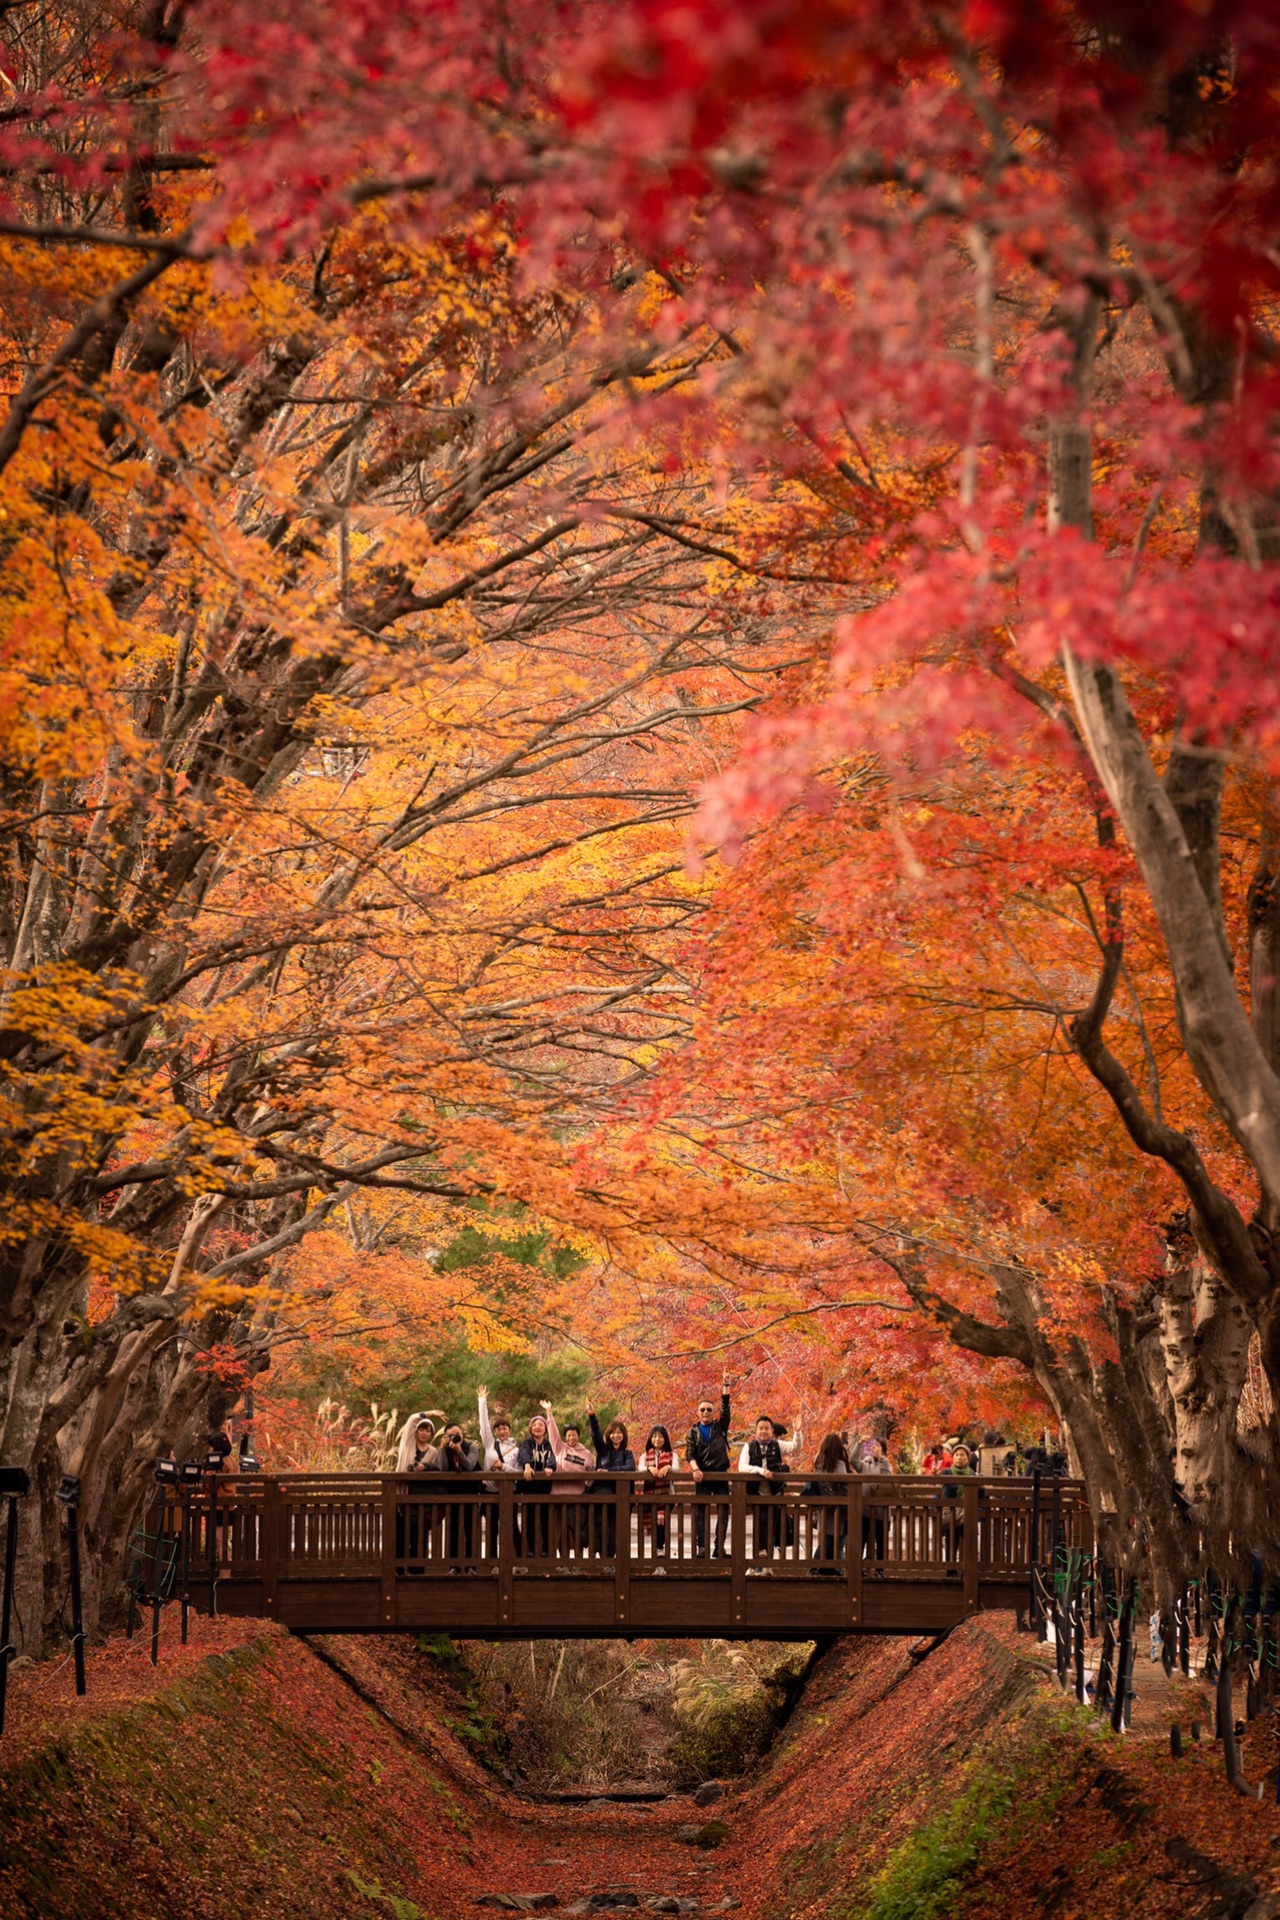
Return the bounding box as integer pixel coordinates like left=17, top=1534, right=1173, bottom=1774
left=475, top=1897, right=560, bottom=1911
left=588, top=1894, right=640, bottom=1910
left=691, top=1781, right=724, bottom=1808
left=675, top=1822, right=729, bottom=1850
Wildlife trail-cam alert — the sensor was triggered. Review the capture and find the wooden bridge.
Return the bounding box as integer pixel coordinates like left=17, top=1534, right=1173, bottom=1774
left=155, top=1471, right=1092, bottom=1640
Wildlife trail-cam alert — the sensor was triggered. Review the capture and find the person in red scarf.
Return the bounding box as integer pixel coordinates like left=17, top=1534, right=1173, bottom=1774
left=636, top=1424, right=681, bottom=1568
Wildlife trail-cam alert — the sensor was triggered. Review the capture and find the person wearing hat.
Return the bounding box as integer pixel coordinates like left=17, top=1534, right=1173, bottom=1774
left=396, top=1412, right=441, bottom=1471
left=395, top=1411, right=442, bottom=1572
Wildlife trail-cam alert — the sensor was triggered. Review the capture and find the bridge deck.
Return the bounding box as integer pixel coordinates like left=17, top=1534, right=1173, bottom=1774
left=155, top=1472, right=1089, bottom=1639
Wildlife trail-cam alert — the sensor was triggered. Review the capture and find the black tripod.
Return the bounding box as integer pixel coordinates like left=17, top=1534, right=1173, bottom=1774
left=0, top=1467, right=31, bottom=1737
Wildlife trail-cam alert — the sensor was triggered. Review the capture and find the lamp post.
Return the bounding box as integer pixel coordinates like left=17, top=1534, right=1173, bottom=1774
left=55, top=1475, right=85, bottom=1697
left=0, top=1467, right=31, bottom=1737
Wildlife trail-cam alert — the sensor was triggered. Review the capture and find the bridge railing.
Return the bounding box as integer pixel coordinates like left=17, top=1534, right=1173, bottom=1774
left=156, top=1472, right=1091, bottom=1618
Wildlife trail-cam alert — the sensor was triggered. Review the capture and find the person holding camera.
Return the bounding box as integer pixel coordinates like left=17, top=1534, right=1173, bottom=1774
left=435, top=1422, right=481, bottom=1563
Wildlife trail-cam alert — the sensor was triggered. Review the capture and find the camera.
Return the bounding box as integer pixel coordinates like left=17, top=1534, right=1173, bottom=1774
left=0, top=1467, right=31, bottom=1497
left=55, top=1474, right=81, bottom=1507
left=1023, top=1446, right=1069, bottom=1477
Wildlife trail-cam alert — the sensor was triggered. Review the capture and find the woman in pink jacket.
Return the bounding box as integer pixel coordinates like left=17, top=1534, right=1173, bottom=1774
left=542, top=1401, right=596, bottom=1563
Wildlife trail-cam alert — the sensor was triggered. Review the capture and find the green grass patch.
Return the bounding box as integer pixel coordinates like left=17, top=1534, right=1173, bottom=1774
left=852, top=1754, right=1017, bottom=1920
left=345, top=1867, right=430, bottom=1919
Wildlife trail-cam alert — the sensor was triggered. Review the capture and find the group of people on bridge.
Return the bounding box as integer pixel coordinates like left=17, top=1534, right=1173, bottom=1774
left=384, top=1378, right=1024, bottom=1572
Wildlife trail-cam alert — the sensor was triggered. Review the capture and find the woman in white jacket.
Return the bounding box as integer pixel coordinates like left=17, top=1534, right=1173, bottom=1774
left=477, top=1386, right=520, bottom=1558
left=477, top=1387, right=521, bottom=1471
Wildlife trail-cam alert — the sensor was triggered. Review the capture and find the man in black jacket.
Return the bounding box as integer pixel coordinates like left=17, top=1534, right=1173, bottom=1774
left=686, top=1376, right=731, bottom=1556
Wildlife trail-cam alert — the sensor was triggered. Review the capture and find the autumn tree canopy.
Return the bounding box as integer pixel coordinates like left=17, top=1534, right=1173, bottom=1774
left=3, top=0, right=1280, bottom=1634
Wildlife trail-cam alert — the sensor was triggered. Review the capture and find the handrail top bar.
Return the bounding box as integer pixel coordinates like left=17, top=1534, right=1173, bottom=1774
left=167, top=1469, right=1088, bottom=1492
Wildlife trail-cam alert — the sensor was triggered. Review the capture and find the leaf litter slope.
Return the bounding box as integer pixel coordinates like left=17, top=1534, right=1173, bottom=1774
left=3, top=1614, right=1280, bottom=1920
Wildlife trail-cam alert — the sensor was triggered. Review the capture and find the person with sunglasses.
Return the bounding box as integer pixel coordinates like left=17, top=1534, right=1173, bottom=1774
left=685, top=1375, right=732, bottom=1557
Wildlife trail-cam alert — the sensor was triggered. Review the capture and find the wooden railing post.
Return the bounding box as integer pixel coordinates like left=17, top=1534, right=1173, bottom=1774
left=848, top=1481, right=863, bottom=1629
left=729, top=1478, right=747, bottom=1631
left=963, top=1481, right=980, bottom=1614
left=381, top=1477, right=397, bottom=1629
left=261, top=1479, right=281, bottom=1622
left=614, top=1474, right=631, bottom=1629
left=497, top=1477, right=514, bottom=1628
